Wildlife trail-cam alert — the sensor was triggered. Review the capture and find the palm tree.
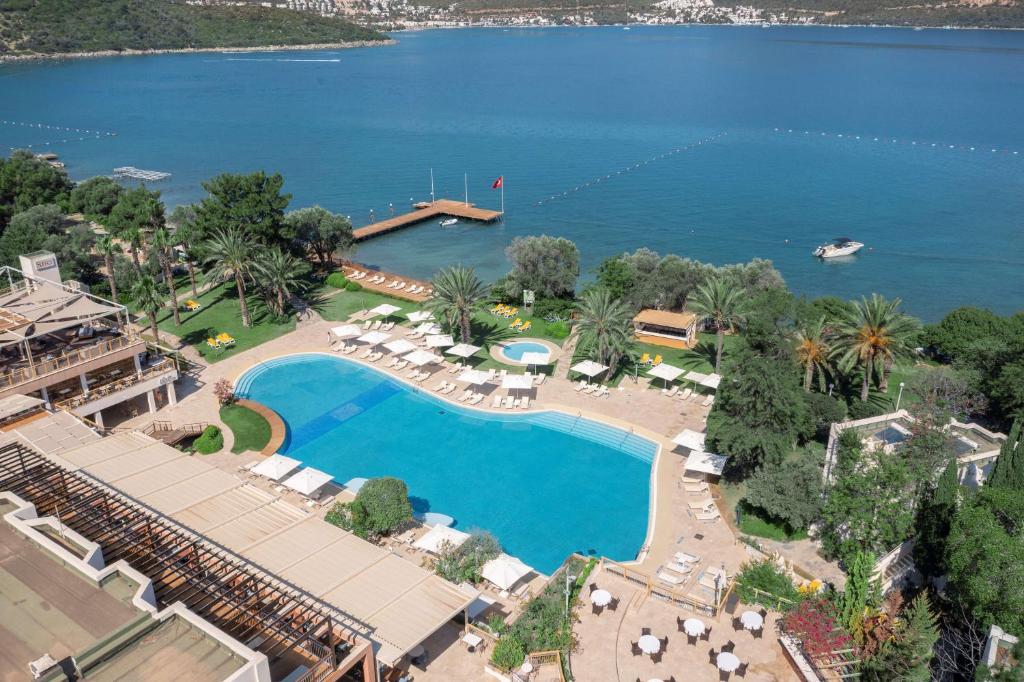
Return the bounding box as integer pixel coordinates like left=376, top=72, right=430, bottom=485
left=575, top=288, right=634, bottom=371
left=254, top=246, right=304, bottom=316
left=168, top=204, right=202, bottom=298
left=130, top=274, right=163, bottom=344
left=121, top=225, right=144, bottom=276
left=794, top=316, right=831, bottom=392
left=95, top=235, right=120, bottom=303
left=426, top=266, right=487, bottom=342
left=151, top=226, right=181, bottom=326
left=833, top=294, right=920, bottom=402
left=689, top=276, right=748, bottom=373
left=204, top=227, right=254, bottom=327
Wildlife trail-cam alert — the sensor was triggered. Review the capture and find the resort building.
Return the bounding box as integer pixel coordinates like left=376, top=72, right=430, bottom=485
left=822, top=409, right=1007, bottom=485
left=0, top=407, right=479, bottom=681
left=632, top=309, right=699, bottom=349
left=0, top=252, right=180, bottom=429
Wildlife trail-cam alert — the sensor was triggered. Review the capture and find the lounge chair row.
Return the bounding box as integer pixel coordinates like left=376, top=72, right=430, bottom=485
left=491, top=393, right=529, bottom=409
left=658, top=550, right=704, bottom=586
left=639, top=352, right=663, bottom=366
left=574, top=380, right=610, bottom=397
left=508, top=318, right=532, bottom=333
left=456, top=390, right=486, bottom=406
left=361, top=319, right=395, bottom=331
left=491, top=304, right=518, bottom=318
left=662, top=385, right=715, bottom=406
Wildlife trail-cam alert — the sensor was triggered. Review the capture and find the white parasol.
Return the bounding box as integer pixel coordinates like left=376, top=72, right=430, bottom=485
left=369, top=303, right=401, bottom=318
left=281, top=467, right=333, bottom=496
left=481, top=553, right=533, bottom=591
left=425, top=334, right=455, bottom=348
left=571, top=360, right=609, bottom=378
left=672, top=428, right=706, bottom=451
left=404, top=349, right=444, bottom=367
left=250, top=454, right=301, bottom=481
left=383, top=339, right=417, bottom=355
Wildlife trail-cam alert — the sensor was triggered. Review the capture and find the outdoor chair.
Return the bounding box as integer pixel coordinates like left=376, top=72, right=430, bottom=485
left=591, top=604, right=603, bottom=616
left=651, top=651, right=663, bottom=664
left=641, top=627, right=651, bottom=636
left=708, top=648, right=718, bottom=665
left=687, top=633, right=698, bottom=646
left=607, top=598, right=619, bottom=611
left=759, top=608, right=768, bottom=620
left=677, top=616, right=685, bottom=632
left=719, top=671, right=731, bottom=682
left=723, top=640, right=736, bottom=653
left=589, top=582, right=597, bottom=594
left=736, top=663, right=748, bottom=677
left=753, top=627, right=763, bottom=639
left=702, top=626, right=713, bottom=641
left=733, top=616, right=744, bottom=631
left=631, top=642, right=642, bottom=657
left=660, top=636, right=669, bottom=652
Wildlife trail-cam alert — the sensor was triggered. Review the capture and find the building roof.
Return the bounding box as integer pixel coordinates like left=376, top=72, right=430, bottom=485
left=633, top=309, right=697, bottom=329
left=24, top=425, right=476, bottom=667
left=0, top=270, right=124, bottom=347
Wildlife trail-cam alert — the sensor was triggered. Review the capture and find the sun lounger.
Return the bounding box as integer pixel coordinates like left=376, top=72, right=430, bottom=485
left=371, top=320, right=382, bottom=330
left=467, top=393, right=484, bottom=405
left=519, top=321, right=531, bottom=332
left=503, top=396, right=515, bottom=409
left=684, top=483, right=709, bottom=493
left=658, top=570, right=686, bottom=586
left=395, top=283, right=406, bottom=291
left=679, top=388, right=693, bottom=400
left=492, top=394, right=503, bottom=408
left=663, top=386, right=679, bottom=397
left=666, top=561, right=693, bottom=575
left=382, top=321, right=395, bottom=331
left=520, top=396, right=529, bottom=409
left=344, top=345, right=357, bottom=354
left=674, top=551, right=700, bottom=564
left=688, top=499, right=716, bottom=511
left=362, top=320, right=372, bottom=330
left=415, top=372, right=429, bottom=382
left=696, top=509, right=721, bottom=522
left=681, top=475, right=704, bottom=485
left=582, top=383, right=597, bottom=395
left=594, top=385, right=610, bottom=398
left=359, top=348, right=373, bottom=359
left=499, top=369, right=508, bottom=380
left=206, top=338, right=221, bottom=351
left=394, top=361, right=408, bottom=370
left=407, top=368, right=420, bottom=378
left=435, top=381, right=449, bottom=392
left=486, top=369, right=497, bottom=382
left=574, top=380, right=587, bottom=392
left=703, top=395, right=715, bottom=407
left=442, top=384, right=457, bottom=394
left=369, top=352, right=383, bottom=362
left=640, top=353, right=650, bottom=365
left=534, top=373, right=546, bottom=386
left=457, top=391, right=472, bottom=402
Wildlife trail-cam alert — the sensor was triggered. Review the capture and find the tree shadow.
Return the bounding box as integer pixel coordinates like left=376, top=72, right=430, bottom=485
left=469, top=318, right=516, bottom=350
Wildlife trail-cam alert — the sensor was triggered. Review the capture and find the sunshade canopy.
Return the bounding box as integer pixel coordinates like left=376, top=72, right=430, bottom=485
left=330, top=324, right=362, bottom=339
left=519, top=351, right=550, bottom=366
left=404, top=349, right=444, bottom=367
left=456, top=369, right=490, bottom=385
left=406, top=310, right=435, bottom=323
left=501, top=374, right=534, bottom=390
left=413, top=525, right=470, bottom=554
left=648, top=363, right=685, bottom=382
left=481, top=553, right=533, bottom=590
left=425, top=334, right=455, bottom=348
left=446, top=343, right=481, bottom=358
left=571, top=360, right=609, bottom=378
left=344, top=477, right=367, bottom=493
left=0, top=275, right=126, bottom=347
left=414, top=322, right=442, bottom=335
left=357, top=331, right=391, bottom=345
left=369, top=303, right=401, bottom=317
left=700, top=373, right=722, bottom=389
left=250, top=454, right=301, bottom=481
left=281, top=467, right=333, bottom=496
left=383, top=339, right=417, bottom=355
left=684, top=450, right=730, bottom=476
left=685, top=370, right=710, bottom=385
left=672, top=429, right=706, bottom=451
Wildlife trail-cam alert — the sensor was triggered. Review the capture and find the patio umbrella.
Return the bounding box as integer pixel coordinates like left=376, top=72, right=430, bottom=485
left=684, top=450, right=730, bottom=477
left=383, top=339, right=417, bottom=355
left=571, top=360, right=609, bottom=379
left=414, top=322, right=442, bottom=335
left=404, top=349, right=444, bottom=367
left=406, top=310, right=435, bottom=323
left=329, top=324, right=362, bottom=339
left=344, top=477, right=367, bottom=493
left=446, top=343, right=481, bottom=361
left=685, top=370, right=710, bottom=386
left=502, top=373, right=534, bottom=397
left=357, top=330, right=391, bottom=345
left=519, top=350, right=550, bottom=372
left=647, top=362, right=685, bottom=388
left=413, top=525, right=470, bottom=554
left=369, top=303, right=401, bottom=318
left=250, top=454, right=301, bottom=481
left=700, top=372, right=722, bottom=390
left=672, top=428, right=706, bottom=451
left=481, top=553, right=533, bottom=591
left=281, top=467, right=333, bottom=496
left=425, top=334, right=455, bottom=348
left=456, top=368, right=490, bottom=385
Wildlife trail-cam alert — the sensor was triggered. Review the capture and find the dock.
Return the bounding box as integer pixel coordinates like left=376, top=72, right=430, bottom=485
left=352, top=199, right=501, bottom=242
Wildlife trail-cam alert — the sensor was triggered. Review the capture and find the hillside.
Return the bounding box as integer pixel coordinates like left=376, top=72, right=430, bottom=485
left=0, top=0, right=386, bottom=56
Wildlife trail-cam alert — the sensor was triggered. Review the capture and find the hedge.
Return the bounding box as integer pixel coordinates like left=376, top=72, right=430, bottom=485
left=194, top=425, right=223, bottom=454
left=325, top=272, right=349, bottom=289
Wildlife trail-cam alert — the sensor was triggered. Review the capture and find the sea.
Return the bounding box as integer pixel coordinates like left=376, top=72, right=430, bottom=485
left=2, top=25, right=1022, bottom=321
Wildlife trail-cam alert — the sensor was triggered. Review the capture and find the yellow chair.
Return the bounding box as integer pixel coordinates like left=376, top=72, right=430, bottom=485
left=206, top=337, right=221, bottom=351
left=216, top=332, right=236, bottom=346
left=185, top=299, right=202, bottom=311
left=639, top=353, right=650, bottom=365
left=510, top=318, right=522, bottom=329
left=519, top=321, right=532, bottom=333
left=652, top=354, right=663, bottom=366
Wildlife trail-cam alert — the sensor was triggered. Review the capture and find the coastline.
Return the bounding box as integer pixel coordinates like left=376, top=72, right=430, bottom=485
left=389, top=20, right=1024, bottom=33
left=0, top=39, right=396, bottom=64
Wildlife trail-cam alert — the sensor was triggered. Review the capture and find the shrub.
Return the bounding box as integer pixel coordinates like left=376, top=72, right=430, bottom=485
left=531, top=296, right=575, bottom=321
left=847, top=398, right=886, bottom=420
left=344, top=280, right=362, bottom=292
left=735, top=559, right=800, bottom=610
left=805, top=392, right=847, bottom=442
left=782, top=598, right=852, bottom=657
left=433, top=531, right=501, bottom=583
left=193, top=425, right=223, bottom=454
left=491, top=633, right=526, bottom=671
left=546, top=320, right=570, bottom=339
left=326, top=477, right=413, bottom=539
left=325, top=271, right=349, bottom=289
left=213, top=378, right=236, bottom=405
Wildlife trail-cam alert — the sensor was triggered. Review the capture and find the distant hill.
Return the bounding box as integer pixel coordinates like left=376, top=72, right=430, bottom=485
left=0, top=0, right=386, bottom=57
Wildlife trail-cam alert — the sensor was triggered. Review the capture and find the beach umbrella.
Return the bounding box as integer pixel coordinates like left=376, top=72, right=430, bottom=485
left=383, top=339, right=417, bottom=355
left=446, top=343, right=481, bottom=360
left=357, top=331, right=391, bottom=345
left=344, top=477, right=367, bottom=493
left=406, top=310, right=435, bottom=323
left=414, top=322, right=443, bottom=335
left=415, top=511, right=455, bottom=527
left=672, top=428, right=706, bottom=451
left=413, top=525, right=470, bottom=554
left=329, top=324, right=361, bottom=339
left=481, top=553, right=533, bottom=591
left=684, top=370, right=710, bottom=387
left=281, top=467, right=333, bottom=496
left=570, top=360, right=609, bottom=379
left=456, top=368, right=490, bottom=385
left=684, top=450, right=730, bottom=477
left=250, top=454, right=301, bottom=481
left=404, top=349, right=444, bottom=367
left=519, top=350, right=550, bottom=372
left=501, top=373, right=534, bottom=396
left=647, top=362, right=685, bottom=388
left=425, top=334, right=454, bottom=348
left=369, top=303, right=401, bottom=318
left=700, top=372, right=722, bottom=390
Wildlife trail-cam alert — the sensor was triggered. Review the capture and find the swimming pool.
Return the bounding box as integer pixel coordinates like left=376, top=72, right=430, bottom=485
left=236, top=353, right=655, bottom=573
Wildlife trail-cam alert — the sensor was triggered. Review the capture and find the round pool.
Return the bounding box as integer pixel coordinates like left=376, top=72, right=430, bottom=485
left=493, top=338, right=561, bottom=366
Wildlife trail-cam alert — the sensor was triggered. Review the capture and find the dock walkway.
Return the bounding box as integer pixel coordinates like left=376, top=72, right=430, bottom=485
left=353, top=199, right=501, bottom=242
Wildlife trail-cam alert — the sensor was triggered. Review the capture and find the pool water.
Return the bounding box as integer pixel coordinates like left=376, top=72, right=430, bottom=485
left=500, top=341, right=550, bottom=362
left=236, top=354, right=655, bottom=573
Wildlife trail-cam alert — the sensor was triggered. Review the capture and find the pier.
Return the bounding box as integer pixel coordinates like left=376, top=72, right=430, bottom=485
left=352, top=199, right=502, bottom=242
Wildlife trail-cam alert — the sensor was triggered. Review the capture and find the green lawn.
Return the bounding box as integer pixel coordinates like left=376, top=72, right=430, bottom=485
left=220, top=404, right=271, bottom=454
left=719, top=457, right=810, bottom=543
left=154, top=282, right=295, bottom=362
left=314, top=286, right=416, bottom=323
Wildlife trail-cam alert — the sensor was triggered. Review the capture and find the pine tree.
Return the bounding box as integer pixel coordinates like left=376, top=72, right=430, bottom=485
left=839, top=550, right=875, bottom=631
left=914, top=460, right=959, bottom=579
left=988, top=419, right=1022, bottom=490
left=898, top=593, right=940, bottom=681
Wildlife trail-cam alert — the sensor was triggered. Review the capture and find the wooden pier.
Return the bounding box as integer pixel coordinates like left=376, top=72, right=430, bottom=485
left=352, top=199, right=502, bottom=242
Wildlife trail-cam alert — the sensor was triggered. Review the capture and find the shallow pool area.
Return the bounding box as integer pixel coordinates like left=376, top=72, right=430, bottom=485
left=236, top=353, right=655, bottom=573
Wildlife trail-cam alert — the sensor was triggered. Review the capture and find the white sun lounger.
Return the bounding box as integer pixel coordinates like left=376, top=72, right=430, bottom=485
left=359, top=348, right=373, bottom=359
left=442, top=384, right=457, bottom=394
left=684, top=483, right=709, bottom=493
left=534, top=373, right=546, bottom=386
left=666, top=561, right=693, bottom=575
left=681, top=474, right=704, bottom=485
left=662, top=386, right=679, bottom=397
left=492, top=394, right=503, bottom=408
left=582, top=383, right=597, bottom=395
left=696, top=509, right=721, bottom=522
left=519, top=396, right=529, bottom=409
left=658, top=570, right=685, bottom=586
left=467, top=393, right=484, bottom=405
left=703, top=395, right=715, bottom=407
left=674, top=551, right=700, bottom=564
left=435, top=381, right=449, bottom=392
left=362, top=320, right=372, bottom=330
left=457, top=391, right=472, bottom=402
left=679, top=388, right=693, bottom=400
left=688, top=499, right=716, bottom=511
left=574, top=380, right=587, bottom=392
left=503, top=396, right=515, bottom=409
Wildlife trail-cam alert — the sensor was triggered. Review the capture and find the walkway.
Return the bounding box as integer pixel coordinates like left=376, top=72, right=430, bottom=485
left=353, top=199, right=501, bottom=242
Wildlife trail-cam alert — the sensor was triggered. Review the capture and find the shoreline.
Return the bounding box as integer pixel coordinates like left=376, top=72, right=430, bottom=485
left=390, top=20, right=1024, bottom=33
left=0, top=39, right=396, bottom=64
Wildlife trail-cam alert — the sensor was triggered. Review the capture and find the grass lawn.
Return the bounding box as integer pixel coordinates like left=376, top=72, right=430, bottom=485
left=220, top=403, right=271, bottom=454
left=313, top=286, right=416, bottom=322
left=154, top=282, right=295, bottom=362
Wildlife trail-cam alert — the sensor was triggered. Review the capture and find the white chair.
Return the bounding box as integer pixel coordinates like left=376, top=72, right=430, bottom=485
left=658, top=570, right=685, bottom=586
left=503, top=396, right=515, bottom=409
left=492, top=393, right=503, bottom=408
left=520, top=396, right=530, bottom=409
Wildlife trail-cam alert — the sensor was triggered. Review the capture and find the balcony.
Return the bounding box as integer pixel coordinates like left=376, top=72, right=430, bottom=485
left=0, top=333, right=146, bottom=396
left=56, top=359, right=178, bottom=415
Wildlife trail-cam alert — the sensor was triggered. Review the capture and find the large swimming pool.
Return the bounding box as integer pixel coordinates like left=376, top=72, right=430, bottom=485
left=235, top=353, right=656, bottom=573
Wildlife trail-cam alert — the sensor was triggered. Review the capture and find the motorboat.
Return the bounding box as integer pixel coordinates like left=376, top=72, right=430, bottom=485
left=440, top=218, right=458, bottom=227
left=814, top=237, right=864, bottom=259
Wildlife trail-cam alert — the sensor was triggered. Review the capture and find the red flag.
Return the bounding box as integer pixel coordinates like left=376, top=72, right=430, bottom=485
left=491, top=176, right=503, bottom=189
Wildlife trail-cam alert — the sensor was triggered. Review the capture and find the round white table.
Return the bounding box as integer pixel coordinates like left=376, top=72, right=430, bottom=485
left=717, top=651, right=741, bottom=672
left=590, top=589, right=612, bottom=607
left=520, top=661, right=534, bottom=674
left=683, top=618, right=706, bottom=637
left=638, top=634, right=661, bottom=654
left=741, top=610, right=764, bottom=631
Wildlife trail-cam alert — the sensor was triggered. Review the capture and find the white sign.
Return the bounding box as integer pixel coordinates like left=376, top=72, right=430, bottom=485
left=522, top=289, right=535, bottom=305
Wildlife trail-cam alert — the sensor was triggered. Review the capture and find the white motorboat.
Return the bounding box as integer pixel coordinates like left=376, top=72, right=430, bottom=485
left=440, top=218, right=458, bottom=227
left=814, top=237, right=864, bottom=259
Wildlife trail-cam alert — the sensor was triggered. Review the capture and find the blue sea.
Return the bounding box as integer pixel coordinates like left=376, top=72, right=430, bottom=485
left=2, top=26, right=1022, bottom=320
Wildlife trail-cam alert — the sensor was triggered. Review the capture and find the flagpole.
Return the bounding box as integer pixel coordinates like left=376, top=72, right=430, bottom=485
left=430, top=168, right=435, bottom=204
left=501, top=179, right=504, bottom=215
left=464, top=173, right=468, bottom=206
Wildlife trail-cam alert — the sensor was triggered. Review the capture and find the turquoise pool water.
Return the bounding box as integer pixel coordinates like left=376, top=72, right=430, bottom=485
left=500, top=341, right=550, bottom=363
left=236, top=353, right=655, bottom=573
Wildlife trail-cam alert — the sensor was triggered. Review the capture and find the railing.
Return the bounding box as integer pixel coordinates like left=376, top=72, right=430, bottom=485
left=294, top=639, right=336, bottom=682
left=56, top=360, right=175, bottom=410
left=603, top=558, right=729, bottom=617
left=528, top=650, right=565, bottom=682
left=142, top=420, right=207, bottom=437
left=0, top=333, right=141, bottom=390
